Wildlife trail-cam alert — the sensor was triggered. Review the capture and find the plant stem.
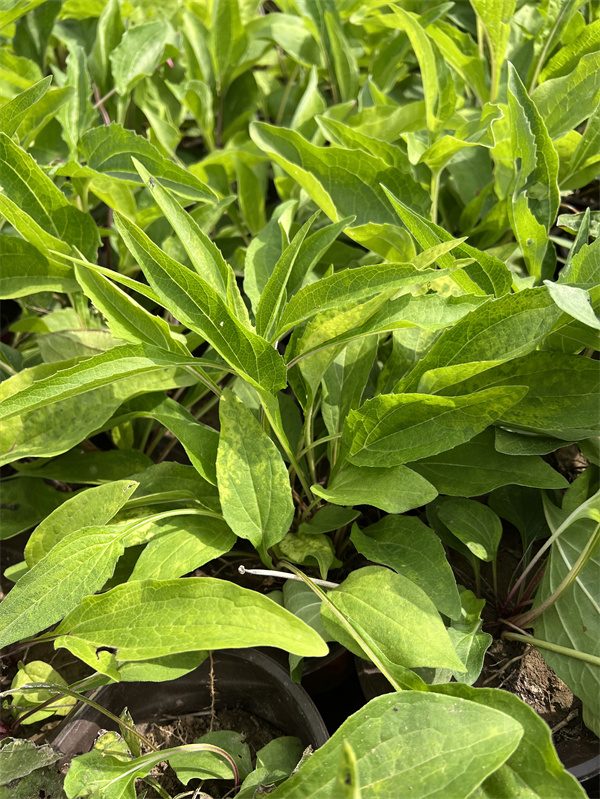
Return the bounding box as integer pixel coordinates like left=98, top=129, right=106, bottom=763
left=276, top=63, right=299, bottom=125
left=502, top=632, right=600, bottom=667
left=303, top=402, right=318, bottom=486
left=430, top=169, right=441, bottom=225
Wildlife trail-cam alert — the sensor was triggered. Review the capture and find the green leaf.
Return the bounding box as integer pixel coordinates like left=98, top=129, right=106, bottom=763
left=531, top=51, right=600, bottom=140
left=544, top=280, right=600, bottom=330
left=387, top=5, right=456, bottom=135
left=431, top=684, right=586, bottom=799
left=539, top=19, right=600, bottom=83
left=0, top=739, right=60, bottom=788
left=123, top=393, right=219, bottom=485
left=0, top=526, right=127, bottom=647
left=217, top=389, right=294, bottom=563
left=470, top=0, right=516, bottom=102
left=15, top=449, right=151, bottom=485
left=170, top=730, right=251, bottom=783
left=276, top=531, right=338, bottom=581
left=209, top=0, right=246, bottom=90
left=24, top=479, right=138, bottom=567
left=0, top=235, right=78, bottom=298
left=382, top=187, right=512, bottom=297
left=0, top=477, right=67, bottom=540
left=0, top=75, right=51, bottom=137
left=54, top=577, right=329, bottom=659
left=0, top=0, right=49, bottom=31
left=321, top=566, right=465, bottom=672
left=235, top=157, right=266, bottom=236
left=350, top=517, right=461, bottom=620
left=533, top=497, right=600, bottom=733
left=249, top=121, right=430, bottom=253
left=80, top=123, right=216, bottom=202
left=344, top=387, right=526, bottom=468
left=277, top=262, right=459, bottom=340
left=116, top=651, right=208, bottom=683
left=408, top=428, right=568, bottom=496
left=325, top=12, right=358, bottom=103
left=312, top=463, right=437, bottom=514
left=74, top=262, right=189, bottom=354
left=57, top=43, right=94, bottom=159
left=132, top=158, right=229, bottom=300
left=114, top=213, right=286, bottom=394
left=271, top=691, right=523, bottom=799
left=321, top=337, right=377, bottom=443
left=128, top=515, right=234, bottom=581
left=438, top=351, right=600, bottom=440
left=10, top=660, right=76, bottom=723
left=256, top=213, right=318, bottom=339
left=0, top=343, right=206, bottom=422
left=299, top=506, right=360, bottom=535
left=0, top=132, right=100, bottom=260
left=109, top=20, right=178, bottom=96
left=507, top=64, right=560, bottom=232
left=283, top=580, right=331, bottom=644
left=88, top=0, right=124, bottom=94
left=446, top=590, right=492, bottom=685
left=436, top=498, right=502, bottom=562
left=397, top=287, right=562, bottom=393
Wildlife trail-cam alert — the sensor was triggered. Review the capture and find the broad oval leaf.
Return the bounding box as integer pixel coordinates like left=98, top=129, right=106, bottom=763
left=321, top=566, right=465, bottom=671
left=217, top=389, right=294, bottom=562
left=271, top=691, right=523, bottom=799
left=54, top=577, right=329, bottom=659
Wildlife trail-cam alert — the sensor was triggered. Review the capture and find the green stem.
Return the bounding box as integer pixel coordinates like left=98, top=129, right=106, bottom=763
left=277, top=561, right=421, bottom=693
left=297, top=433, right=341, bottom=459
left=304, top=402, right=318, bottom=486
left=430, top=169, right=442, bottom=225
left=502, top=632, right=600, bottom=667
left=1, top=683, right=159, bottom=752
left=260, top=396, right=313, bottom=501
left=276, top=63, right=300, bottom=126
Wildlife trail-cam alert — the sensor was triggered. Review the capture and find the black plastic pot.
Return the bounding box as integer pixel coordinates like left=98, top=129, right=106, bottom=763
left=51, top=648, right=329, bottom=761
left=355, top=657, right=600, bottom=797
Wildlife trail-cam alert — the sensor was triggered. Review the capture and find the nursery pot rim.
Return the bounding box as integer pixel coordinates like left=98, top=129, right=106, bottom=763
left=49, top=647, right=330, bottom=762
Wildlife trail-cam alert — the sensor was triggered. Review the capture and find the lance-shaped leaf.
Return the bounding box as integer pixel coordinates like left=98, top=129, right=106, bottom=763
left=0, top=132, right=100, bottom=260
left=387, top=5, right=456, bottom=134
left=344, top=387, right=526, bottom=467
left=382, top=187, right=511, bottom=297
left=74, top=264, right=189, bottom=354
left=321, top=566, right=465, bottom=672
left=256, top=212, right=318, bottom=339
left=507, top=64, right=559, bottom=277
left=216, top=389, right=294, bottom=563
left=436, top=351, right=600, bottom=439
left=350, top=517, right=461, bottom=620
left=0, top=235, right=78, bottom=298
left=408, top=428, right=568, bottom=496
left=271, top=691, right=523, bottom=799
left=0, top=526, right=129, bottom=647
left=249, top=121, right=430, bottom=251
left=544, top=280, right=600, bottom=330
left=53, top=578, right=328, bottom=659
left=0, top=344, right=209, bottom=422
left=531, top=51, right=600, bottom=140
left=470, top=0, right=516, bottom=101
left=109, top=19, right=178, bottom=96
left=114, top=212, right=286, bottom=394
left=57, top=44, right=95, bottom=159
left=312, top=464, right=437, bottom=514
left=437, top=498, right=502, bottom=563
left=25, top=480, right=139, bottom=567
left=275, top=261, right=459, bottom=340
left=132, top=158, right=228, bottom=300
left=80, top=124, right=216, bottom=202
left=433, top=683, right=586, bottom=798
left=0, top=75, right=51, bottom=137
left=395, top=286, right=562, bottom=393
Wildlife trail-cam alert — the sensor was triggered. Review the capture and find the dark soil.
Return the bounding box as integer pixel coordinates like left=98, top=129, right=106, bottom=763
left=138, top=707, right=283, bottom=798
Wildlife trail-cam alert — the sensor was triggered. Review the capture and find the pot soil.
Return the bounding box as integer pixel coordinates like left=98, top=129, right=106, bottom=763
left=51, top=648, right=329, bottom=795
